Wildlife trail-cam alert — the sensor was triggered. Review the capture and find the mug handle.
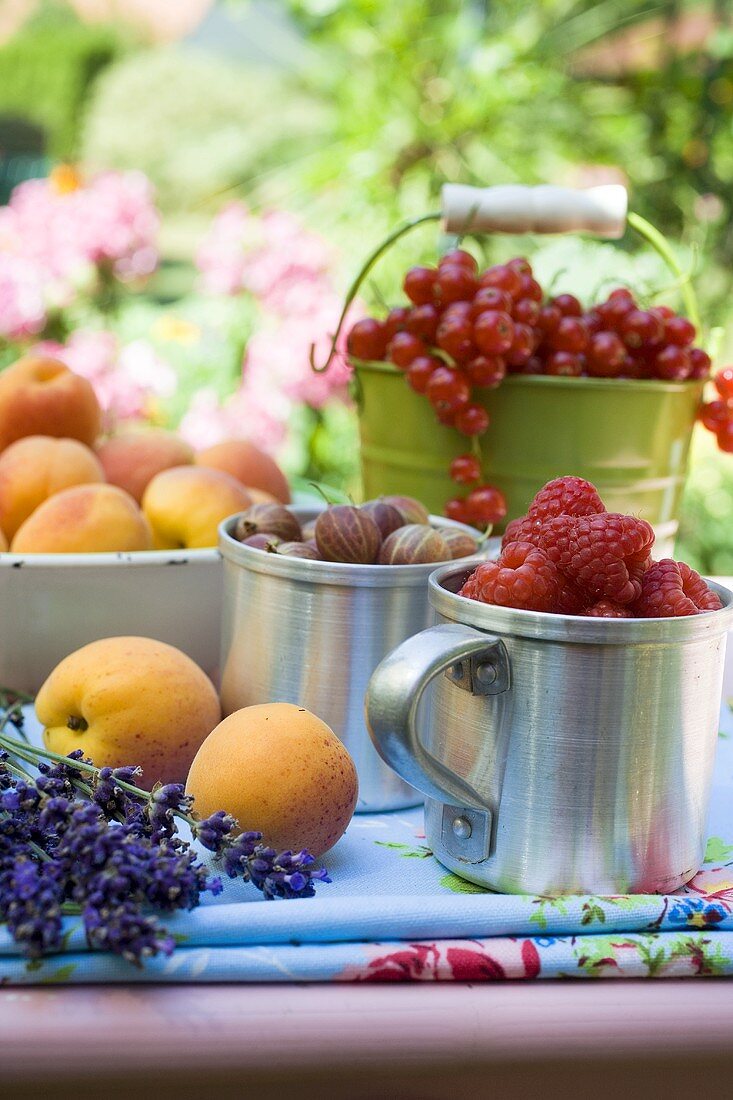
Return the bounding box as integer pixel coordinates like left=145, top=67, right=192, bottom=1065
left=365, top=622, right=510, bottom=811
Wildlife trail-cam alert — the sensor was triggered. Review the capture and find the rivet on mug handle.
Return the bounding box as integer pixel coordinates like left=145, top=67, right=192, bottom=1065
left=365, top=622, right=510, bottom=811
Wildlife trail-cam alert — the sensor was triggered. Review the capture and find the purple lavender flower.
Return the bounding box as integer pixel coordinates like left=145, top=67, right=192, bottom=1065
left=192, top=809, right=238, bottom=852
left=0, top=737, right=331, bottom=967
left=0, top=858, right=65, bottom=956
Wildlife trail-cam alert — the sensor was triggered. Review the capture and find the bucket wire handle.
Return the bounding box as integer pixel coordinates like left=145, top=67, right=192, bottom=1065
left=311, top=183, right=701, bottom=373
left=365, top=621, right=509, bottom=811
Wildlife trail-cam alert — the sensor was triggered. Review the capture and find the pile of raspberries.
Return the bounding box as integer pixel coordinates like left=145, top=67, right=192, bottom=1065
left=459, top=476, right=723, bottom=618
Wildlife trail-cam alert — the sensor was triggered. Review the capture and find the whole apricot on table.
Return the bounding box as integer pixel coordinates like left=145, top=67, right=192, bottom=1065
left=0, top=356, right=101, bottom=452
left=0, top=435, right=105, bottom=539
left=195, top=440, right=290, bottom=504
left=142, top=466, right=252, bottom=549
left=37, top=636, right=222, bottom=787
left=11, top=484, right=153, bottom=553
left=186, top=703, right=358, bottom=857
left=96, top=429, right=195, bottom=504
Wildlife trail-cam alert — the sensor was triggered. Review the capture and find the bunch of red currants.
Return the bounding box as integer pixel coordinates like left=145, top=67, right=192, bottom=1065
left=346, top=251, right=712, bottom=528
left=700, top=368, right=733, bottom=453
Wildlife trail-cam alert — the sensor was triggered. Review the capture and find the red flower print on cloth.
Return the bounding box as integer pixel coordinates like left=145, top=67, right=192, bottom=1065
left=344, top=938, right=542, bottom=982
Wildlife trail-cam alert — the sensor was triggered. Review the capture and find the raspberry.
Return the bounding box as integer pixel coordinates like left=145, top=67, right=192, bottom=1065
left=527, top=476, right=606, bottom=521
left=458, top=542, right=562, bottom=612
left=583, top=599, right=634, bottom=618
left=633, top=560, right=723, bottom=617
left=501, top=515, right=538, bottom=549
left=557, top=578, right=586, bottom=615
left=537, top=513, right=655, bottom=605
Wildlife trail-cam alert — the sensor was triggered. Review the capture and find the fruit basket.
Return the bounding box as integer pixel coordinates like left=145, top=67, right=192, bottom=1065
left=314, top=184, right=710, bottom=551
left=0, top=546, right=221, bottom=694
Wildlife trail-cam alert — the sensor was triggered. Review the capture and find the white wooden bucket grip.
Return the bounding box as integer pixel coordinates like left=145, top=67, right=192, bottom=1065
left=441, top=184, right=628, bottom=239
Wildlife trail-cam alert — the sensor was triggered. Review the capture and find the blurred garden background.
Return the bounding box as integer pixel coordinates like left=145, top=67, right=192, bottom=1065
left=0, top=0, right=731, bottom=566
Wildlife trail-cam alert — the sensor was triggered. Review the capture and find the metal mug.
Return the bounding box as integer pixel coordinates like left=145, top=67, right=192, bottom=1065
left=218, top=511, right=484, bottom=813
left=366, top=564, right=733, bottom=894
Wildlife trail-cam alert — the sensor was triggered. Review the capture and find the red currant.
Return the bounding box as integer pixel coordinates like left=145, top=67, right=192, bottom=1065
left=620, top=309, right=664, bottom=349
left=653, top=345, right=691, bottom=381
left=450, top=454, right=482, bottom=484
left=714, top=367, right=733, bottom=400
left=346, top=318, right=387, bottom=361
left=506, top=323, right=535, bottom=366
left=445, top=497, right=472, bottom=525
left=522, top=355, right=544, bottom=375
left=507, top=257, right=532, bottom=276
left=537, top=305, right=561, bottom=334
left=436, top=316, right=476, bottom=363
left=597, top=290, right=635, bottom=330
left=479, top=264, right=523, bottom=298
left=512, top=297, right=541, bottom=326
left=689, top=348, right=712, bottom=380
left=406, top=355, right=441, bottom=394
left=545, top=351, right=583, bottom=376
left=454, top=403, right=490, bottom=436
left=437, top=264, right=478, bottom=304
left=518, top=274, right=543, bottom=301
left=403, top=266, right=437, bottom=305
left=700, top=399, right=730, bottom=431
left=474, top=310, right=515, bottom=355
left=465, top=485, right=507, bottom=526
left=440, top=248, right=478, bottom=272
left=583, top=310, right=604, bottom=335
left=388, top=332, right=426, bottom=369
left=442, top=301, right=473, bottom=321
left=716, top=420, right=733, bottom=453
left=405, top=303, right=440, bottom=342
left=426, top=366, right=471, bottom=414
left=383, top=307, right=410, bottom=340
left=470, top=287, right=513, bottom=317
left=551, top=294, right=583, bottom=317
left=465, top=355, right=506, bottom=387
left=549, top=317, right=589, bottom=354
left=586, top=331, right=625, bottom=378
left=663, top=315, right=696, bottom=346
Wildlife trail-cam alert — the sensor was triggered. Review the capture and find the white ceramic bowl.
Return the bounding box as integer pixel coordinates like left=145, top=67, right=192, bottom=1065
left=0, top=547, right=222, bottom=694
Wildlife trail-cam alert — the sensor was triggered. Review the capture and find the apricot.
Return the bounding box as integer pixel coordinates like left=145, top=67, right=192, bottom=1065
left=195, top=440, right=290, bottom=504
left=142, top=466, right=252, bottom=549
left=0, top=356, right=102, bottom=452
left=11, top=484, right=153, bottom=554
left=96, top=429, right=194, bottom=504
left=0, top=435, right=105, bottom=539
left=37, top=636, right=222, bottom=787
left=186, top=703, right=358, bottom=857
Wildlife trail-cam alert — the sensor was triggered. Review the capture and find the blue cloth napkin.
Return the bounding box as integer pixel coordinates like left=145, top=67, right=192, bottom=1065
left=4, top=700, right=733, bottom=983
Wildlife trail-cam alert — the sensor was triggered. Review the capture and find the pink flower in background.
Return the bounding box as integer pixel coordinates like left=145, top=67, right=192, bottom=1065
left=193, top=202, right=360, bottom=452
left=0, top=169, right=160, bottom=341
left=0, top=253, right=47, bottom=340
left=196, top=203, right=332, bottom=305
left=34, top=329, right=176, bottom=432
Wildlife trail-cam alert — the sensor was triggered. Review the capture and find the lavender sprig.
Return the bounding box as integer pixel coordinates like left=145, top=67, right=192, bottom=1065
left=0, top=723, right=330, bottom=967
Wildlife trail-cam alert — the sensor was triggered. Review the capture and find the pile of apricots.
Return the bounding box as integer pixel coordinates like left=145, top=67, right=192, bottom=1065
left=0, top=355, right=290, bottom=553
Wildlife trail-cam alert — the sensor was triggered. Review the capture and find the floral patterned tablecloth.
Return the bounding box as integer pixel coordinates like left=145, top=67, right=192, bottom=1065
left=3, top=700, right=733, bottom=984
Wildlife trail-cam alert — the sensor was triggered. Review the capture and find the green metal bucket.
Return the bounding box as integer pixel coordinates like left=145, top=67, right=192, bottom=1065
left=355, top=361, right=703, bottom=547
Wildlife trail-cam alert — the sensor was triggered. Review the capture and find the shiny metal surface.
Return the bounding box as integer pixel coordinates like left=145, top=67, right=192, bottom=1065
left=218, top=511, right=484, bottom=812
left=366, top=565, right=733, bottom=893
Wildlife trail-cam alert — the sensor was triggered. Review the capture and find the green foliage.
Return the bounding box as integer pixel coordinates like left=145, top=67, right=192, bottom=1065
left=80, top=47, right=329, bottom=213
left=677, top=428, right=733, bottom=574
left=0, top=8, right=120, bottom=158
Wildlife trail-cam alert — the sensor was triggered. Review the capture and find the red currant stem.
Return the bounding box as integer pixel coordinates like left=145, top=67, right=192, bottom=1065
left=310, top=211, right=441, bottom=373
left=627, top=211, right=700, bottom=333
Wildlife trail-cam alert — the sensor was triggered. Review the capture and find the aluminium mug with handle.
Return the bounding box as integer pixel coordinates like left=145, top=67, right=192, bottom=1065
left=218, top=510, right=485, bottom=814
left=365, top=563, right=733, bottom=895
